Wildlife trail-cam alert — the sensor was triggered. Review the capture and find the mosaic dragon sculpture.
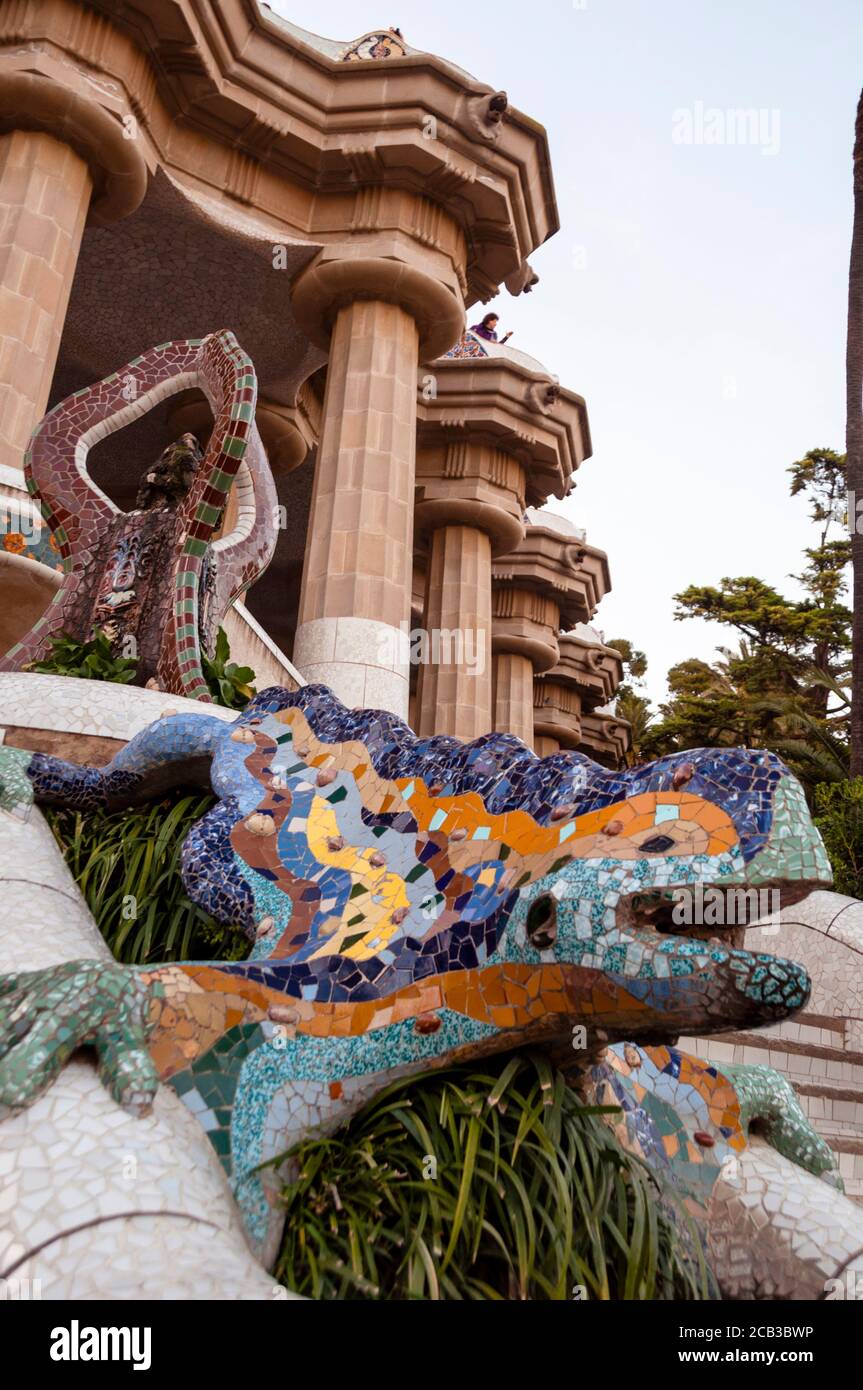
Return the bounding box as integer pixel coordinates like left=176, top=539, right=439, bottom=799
left=0, top=684, right=839, bottom=1272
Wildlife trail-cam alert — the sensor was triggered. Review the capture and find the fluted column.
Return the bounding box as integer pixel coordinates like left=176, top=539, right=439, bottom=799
left=415, top=524, right=492, bottom=739
left=413, top=446, right=526, bottom=740
left=491, top=587, right=561, bottom=749
left=293, top=299, right=420, bottom=714
left=493, top=651, right=537, bottom=746
left=289, top=206, right=465, bottom=718
left=413, top=431, right=526, bottom=740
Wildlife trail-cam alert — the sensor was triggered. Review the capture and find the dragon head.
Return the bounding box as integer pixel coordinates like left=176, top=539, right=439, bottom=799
left=224, top=689, right=830, bottom=1057
left=488, top=746, right=827, bottom=1047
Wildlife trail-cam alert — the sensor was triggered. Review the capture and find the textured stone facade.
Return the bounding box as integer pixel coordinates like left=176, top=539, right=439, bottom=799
left=0, top=0, right=623, bottom=755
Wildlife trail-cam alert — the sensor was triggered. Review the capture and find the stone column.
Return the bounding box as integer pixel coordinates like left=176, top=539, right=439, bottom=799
left=491, top=584, right=561, bottom=748
left=491, top=512, right=611, bottom=748
left=290, top=231, right=464, bottom=716
left=534, top=629, right=622, bottom=756
left=0, top=70, right=147, bottom=474
left=413, top=437, right=526, bottom=742
left=535, top=734, right=560, bottom=758
left=493, top=650, right=538, bottom=746
left=0, top=132, right=90, bottom=473
left=416, top=523, right=493, bottom=740
left=293, top=298, right=420, bottom=715
left=413, top=344, right=591, bottom=741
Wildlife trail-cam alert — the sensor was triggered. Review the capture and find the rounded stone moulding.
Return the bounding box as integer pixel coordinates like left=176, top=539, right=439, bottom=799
left=0, top=70, right=148, bottom=225
left=491, top=627, right=560, bottom=675
left=414, top=497, right=524, bottom=558
left=291, top=252, right=465, bottom=362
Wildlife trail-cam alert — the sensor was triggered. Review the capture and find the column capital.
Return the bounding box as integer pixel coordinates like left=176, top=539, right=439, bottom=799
left=165, top=391, right=318, bottom=477
left=256, top=394, right=319, bottom=475
left=290, top=232, right=464, bottom=362
left=0, top=67, right=148, bottom=225
left=415, top=440, right=525, bottom=556
left=491, top=587, right=559, bottom=675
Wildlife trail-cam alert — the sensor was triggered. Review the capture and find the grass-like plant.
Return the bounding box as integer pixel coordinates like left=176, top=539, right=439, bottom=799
left=273, top=1052, right=713, bottom=1301
left=44, top=793, right=247, bottom=965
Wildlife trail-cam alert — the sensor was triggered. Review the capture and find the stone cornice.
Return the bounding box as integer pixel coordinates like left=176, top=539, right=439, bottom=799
left=540, top=631, right=624, bottom=710
left=417, top=356, right=590, bottom=504
left=578, top=709, right=631, bottom=763
left=10, top=0, right=558, bottom=303
left=492, top=525, right=610, bottom=628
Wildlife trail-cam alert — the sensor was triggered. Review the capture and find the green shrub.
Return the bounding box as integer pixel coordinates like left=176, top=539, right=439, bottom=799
left=813, top=779, right=863, bottom=899
left=27, top=625, right=256, bottom=710
left=44, top=792, right=248, bottom=965
left=28, top=630, right=138, bottom=683
left=273, top=1052, right=713, bottom=1301
left=202, top=626, right=256, bottom=708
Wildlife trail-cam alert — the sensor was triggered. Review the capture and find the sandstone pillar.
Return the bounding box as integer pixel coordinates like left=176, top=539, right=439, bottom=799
left=293, top=299, right=420, bottom=715
left=0, top=131, right=90, bottom=473
left=0, top=69, right=148, bottom=474
left=415, top=523, right=493, bottom=740
left=413, top=437, right=526, bottom=741
left=290, top=225, right=464, bottom=716
left=413, top=343, right=591, bottom=741
left=492, top=512, right=611, bottom=748
left=493, top=650, right=538, bottom=747
left=534, top=629, right=623, bottom=757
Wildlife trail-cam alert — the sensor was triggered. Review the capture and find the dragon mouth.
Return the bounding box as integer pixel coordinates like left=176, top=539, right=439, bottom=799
left=619, top=878, right=823, bottom=943
left=577, top=876, right=823, bottom=1041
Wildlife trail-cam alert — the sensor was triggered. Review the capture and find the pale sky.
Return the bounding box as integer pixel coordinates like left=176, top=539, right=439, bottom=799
left=270, top=0, right=861, bottom=705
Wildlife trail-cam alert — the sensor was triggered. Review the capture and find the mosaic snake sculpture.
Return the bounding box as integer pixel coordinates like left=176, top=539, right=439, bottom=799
left=0, top=684, right=840, bottom=1271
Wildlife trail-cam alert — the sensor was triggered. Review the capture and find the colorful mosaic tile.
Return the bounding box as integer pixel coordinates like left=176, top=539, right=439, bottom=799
left=444, top=330, right=489, bottom=359
left=0, top=683, right=837, bottom=1263
left=341, top=30, right=407, bottom=61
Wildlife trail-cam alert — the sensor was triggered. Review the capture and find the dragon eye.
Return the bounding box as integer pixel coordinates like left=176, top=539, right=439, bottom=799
left=639, top=834, right=676, bottom=854
left=526, top=894, right=558, bottom=948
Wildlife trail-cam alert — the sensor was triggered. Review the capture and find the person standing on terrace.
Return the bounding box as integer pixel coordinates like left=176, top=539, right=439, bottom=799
left=469, top=312, right=513, bottom=343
